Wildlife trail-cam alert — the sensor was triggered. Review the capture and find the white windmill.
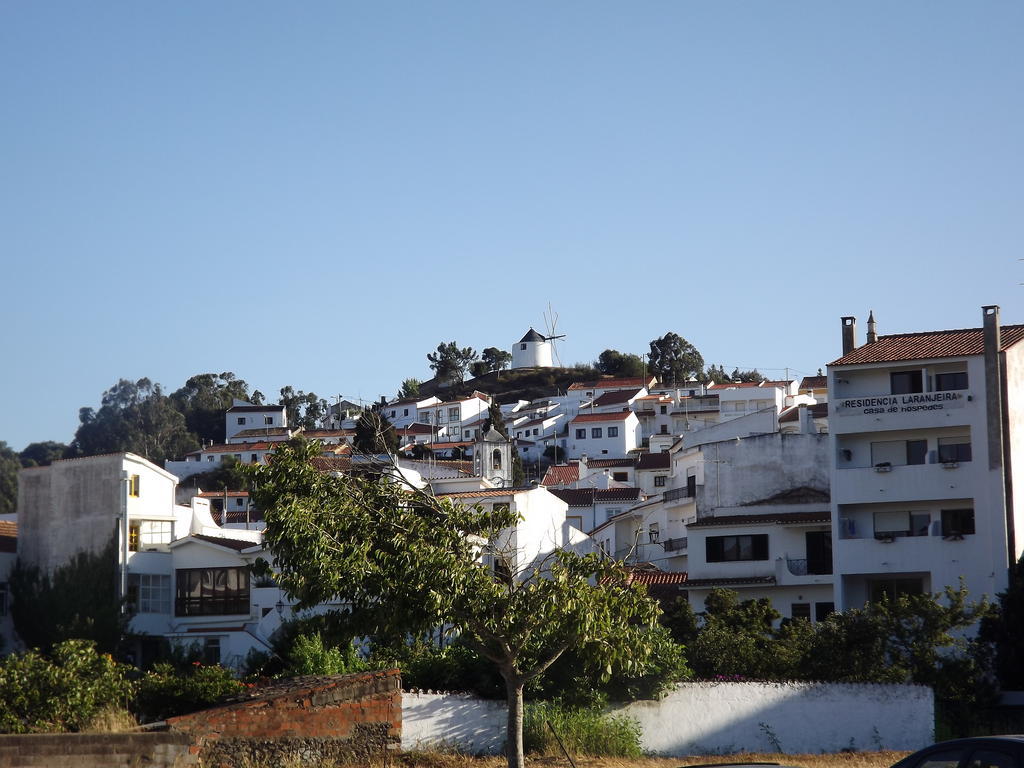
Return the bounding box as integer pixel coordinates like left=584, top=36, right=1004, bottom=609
left=543, top=304, right=567, bottom=367
left=510, top=307, right=567, bottom=369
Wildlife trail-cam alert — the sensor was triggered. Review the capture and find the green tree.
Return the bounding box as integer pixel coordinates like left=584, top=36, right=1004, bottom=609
left=354, top=411, right=399, bottom=455
left=171, top=372, right=251, bottom=445
left=427, top=341, right=478, bottom=384
left=278, top=386, right=328, bottom=430
left=481, top=347, right=513, bottom=373
left=67, top=378, right=197, bottom=464
left=398, top=378, right=421, bottom=399
left=250, top=440, right=667, bottom=768
left=594, top=350, right=646, bottom=378
left=18, top=442, right=68, bottom=468
left=470, top=361, right=490, bottom=379
left=981, top=557, right=1024, bottom=689
left=730, top=368, right=767, bottom=383
left=9, top=537, right=127, bottom=654
left=648, top=332, right=704, bottom=386
left=704, top=364, right=731, bottom=384
left=0, top=442, right=19, bottom=516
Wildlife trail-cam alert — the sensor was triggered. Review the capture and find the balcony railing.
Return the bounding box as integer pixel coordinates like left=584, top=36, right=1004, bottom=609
left=664, top=487, right=694, bottom=503
left=662, top=536, right=687, bottom=553
left=786, top=557, right=833, bottom=576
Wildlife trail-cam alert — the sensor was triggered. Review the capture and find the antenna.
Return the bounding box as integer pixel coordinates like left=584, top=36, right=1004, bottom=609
left=543, top=303, right=567, bottom=366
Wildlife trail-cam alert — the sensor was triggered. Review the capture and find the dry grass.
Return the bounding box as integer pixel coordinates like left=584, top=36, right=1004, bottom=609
left=383, top=750, right=913, bottom=768
left=81, top=705, right=139, bottom=733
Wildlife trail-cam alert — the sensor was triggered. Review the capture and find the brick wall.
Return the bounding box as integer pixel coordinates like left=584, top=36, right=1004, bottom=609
left=167, top=669, right=401, bottom=767
left=0, top=733, right=195, bottom=768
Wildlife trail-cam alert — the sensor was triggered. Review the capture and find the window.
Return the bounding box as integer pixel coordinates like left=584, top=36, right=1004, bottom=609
left=659, top=425, right=669, bottom=434
left=607, top=426, right=618, bottom=437
left=250, top=453, right=258, bottom=462
left=815, top=602, right=835, bottom=622
left=130, top=520, right=173, bottom=551
left=404, top=408, right=409, bottom=416
left=591, top=428, right=603, bottom=439
left=128, top=474, right=140, bottom=497
left=873, top=510, right=929, bottom=538
left=175, top=567, right=250, bottom=616
left=576, top=429, right=586, bottom=439
left=938, top=437, right=972, bottom=463
left=532, top=428, right=538, bottom=436
left=127, top=574, right=171, bottom=614
left=264, top=416, right=273, bottom=425
left=448, top=407, right=460, bottom=421
left=491, top=449, right=502, bottom=470
left=891, top=370, right=923, bottom=394
left=706, top=534, right=769, bottom=562
left=612, top=471, right=628, bottom=482
left=237, top=417, right=246, bottom=425
left=906, top=440, right=927, bottom=465
left=942, top=508, right=975, bottom=537
left=521, top=344, right=527, bottom=350
left=912, top=749, right=969, bottom=768
left=654, top=475, right=666, bottom=487
left=935, top=371, right=968, bottom=391
left=967, top=750, right=1018, bottom=768
left=605, top=508, right=621, bottom=521
left=660, top=405, right=667, bottom=414
left=791, top=603, right=811, bottom=621
left=686, top=475, right=696, bottom=497
left=869, top=578, right=924, bottom=602
left=235, top=498, right=244, bottom=507
left=648, top=523, right=660, bottom=542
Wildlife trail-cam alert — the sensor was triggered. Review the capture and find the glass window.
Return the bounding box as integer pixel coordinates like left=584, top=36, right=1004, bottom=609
left=608, top=426, right=619, bottom=437
left=612, top=472, right=628, bottom=481
left=576, top=429, right=586, bottom=439
left=914, top=749, right=969, bottom=768
left=906, top=440, right=927, bottom=465
left=591, top=428, right=603, bottom=438
left=935, top=371, right=969, bottom=391
left=791, top=603, right=811, bottom=621
left=967, top=749, right=1018, bottom=768
left=264, top=416, right=273, bottom=425
left=654, top=475, right=666, bottom=487
left=237, top=417, right=246, bottom=425
left=891, top=370, right=923, bottom=394
left=942, top=508, right=975, bottom=537
left=128, top=574, right=172, bottom=614
left=129, top=475, right=140, bottom=498
left=938, top=437, right=972, bottom=463
left=175, top=567, right=250, bottom=616
left=706, top=534, right=769, bottom=562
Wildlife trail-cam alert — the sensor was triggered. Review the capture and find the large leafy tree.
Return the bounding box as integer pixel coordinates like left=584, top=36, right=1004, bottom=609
left=398, top=378, right=421, bottom=399
left=0, top=443, right=19, bottom=516
left=981, top=557, right=1024, bottom=690
left=171, top=372, right=251, bottom=445
left=67, top=378, right=197, bottom=464
left=481, top=347, right=513, bottom=374
left=278, top=387, right=328, bottom=430
left=18, top=442, right=68, bottom=468
left=354, top=411, right=399, bottom=455
left=648, top=332, right=704, bottom=386
left=594, top=349, right=646, bottom=378
left=250, top=440, right=667, bottom=768
left=427, top=341, right=478, bottom=384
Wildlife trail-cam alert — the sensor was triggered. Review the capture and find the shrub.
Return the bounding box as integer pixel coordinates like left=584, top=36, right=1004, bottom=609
left=135, top=662, right=244, bottom=721
left=284, top=633, right=367, bottom=677
left=524, top=702, right=642, bottom=757
left=0, top=639, right=136, bottom=733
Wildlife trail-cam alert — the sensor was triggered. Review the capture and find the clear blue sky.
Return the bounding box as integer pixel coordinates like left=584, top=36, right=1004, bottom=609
left=2, top=2, right=1022, bottom=451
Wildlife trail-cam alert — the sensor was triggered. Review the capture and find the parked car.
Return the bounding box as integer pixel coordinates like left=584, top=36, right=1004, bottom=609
left=892, top=736, right=1024, bottom=768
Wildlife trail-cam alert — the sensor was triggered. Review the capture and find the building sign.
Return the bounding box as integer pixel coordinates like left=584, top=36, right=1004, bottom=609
left=834, top=391, right=967, bottom=416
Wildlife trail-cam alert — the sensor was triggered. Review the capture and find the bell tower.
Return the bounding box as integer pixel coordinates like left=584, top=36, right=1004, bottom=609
left=475, top=426, right=513, bottom=487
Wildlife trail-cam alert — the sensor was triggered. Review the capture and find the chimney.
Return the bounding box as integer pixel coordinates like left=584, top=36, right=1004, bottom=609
left=983, top=305, right=1003, bottom=473
left=866, top=310, right=878, bottom=344
left=841, top=316, right=857, bottom=355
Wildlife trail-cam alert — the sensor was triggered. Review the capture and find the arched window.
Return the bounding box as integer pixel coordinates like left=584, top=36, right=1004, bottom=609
left=492, top=448, right=503, bottom=470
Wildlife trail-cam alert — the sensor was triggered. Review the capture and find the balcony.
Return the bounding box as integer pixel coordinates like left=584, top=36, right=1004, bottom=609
left=784, top=557, right=832, bottom=576
left=662, top=536, right=688, bottom=553
left=664, top=487, right=696, bottom=506
left=833, top=462, right=978, bottom=505
left=830, top=389, right=974, bottom=433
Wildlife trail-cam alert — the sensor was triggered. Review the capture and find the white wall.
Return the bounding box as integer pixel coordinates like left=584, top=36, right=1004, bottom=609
left=402, top=692, right=507, bottom=754
left=399, top=681, right=934, bottom=756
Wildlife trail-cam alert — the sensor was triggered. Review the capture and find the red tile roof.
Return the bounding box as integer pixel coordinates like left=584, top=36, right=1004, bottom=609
left=592, top=389, right=642, bottom=407
left=435, top=488, right=531, bottom=499
left=687, top=511, right=831, bottom=528
left=541, top=464, right=580, bottom=486
left=302, top=429, right=356, bottom=438
left=627, top=569, right=689, bottom=586
left=584, top=458, right=635, bottom=468
left=830, top=324, right=1024, bottom=366
left=0, top=521, right=16, bottom=553
left=190, top=533, right=261, bottom=551
left=778, top=403, right=829, bottom=423
left=396, top=423, right=434, bottom=435
left=309, top=456, right=352, bottom=473
left=799, top=375, right=828, bottom=390
left=570, top=411, right=633, bottom=424
left=636, top=452, right=671, bottom=470
left=550, top=487, right=642, bottom=507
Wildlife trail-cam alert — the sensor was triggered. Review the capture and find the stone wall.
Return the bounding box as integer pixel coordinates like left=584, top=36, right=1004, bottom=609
left=0, top=732, right=194, bottom=768
left=167, top=669, right=401, bottom=767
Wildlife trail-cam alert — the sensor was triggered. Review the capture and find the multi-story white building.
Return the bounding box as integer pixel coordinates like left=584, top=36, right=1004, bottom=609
left=566, top=411, right=641, bottom=460
left=224, top=401, right=287, bottom=442
left=828, top=306, right=1024, bottom=609
left=417, top=392, right=491, bottom=442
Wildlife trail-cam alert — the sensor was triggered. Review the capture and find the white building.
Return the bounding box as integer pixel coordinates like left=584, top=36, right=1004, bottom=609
left=417, top=392, right=491, bottom=442
left=224, top=401, right=287, bottom=442
left=566, top=411, right=641, bottom=460
left=828, top=307, right=1024, bottom=609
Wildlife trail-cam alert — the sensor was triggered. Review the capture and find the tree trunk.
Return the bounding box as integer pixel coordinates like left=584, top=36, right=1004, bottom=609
left=504, top=676, right=526, bottom=768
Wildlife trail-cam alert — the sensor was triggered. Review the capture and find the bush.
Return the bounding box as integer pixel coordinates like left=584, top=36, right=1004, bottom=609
left=283, top=633, right=367, bottom=677
left=0, top=640, right=136, bottom=733
left=524, top=702, right=642, bottom=757
left=135, top=662, right=244, bottom=721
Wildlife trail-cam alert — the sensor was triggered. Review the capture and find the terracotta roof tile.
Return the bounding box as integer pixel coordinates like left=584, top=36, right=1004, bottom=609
left=541, top=464, right=580, bottom=486
left=550, top=487, right=642, bottom=507
left=570, top=411, right=633, bottom=424
left=584, top=458, right=635, bottom=468
left=627, top=570, right=689, bottom=586
left=190, top=533, right=261, bottom=551
left=435, top=488, right=531, bottom=499
left=800, top=375, right=828, bottom=390
left=592, top=389, right=642, bottom=407
left=687, top=511, right=831, bottom=528
left=309, top=456, right=352, bottom=473
left=636, top=452, right=671, bottom=470
left=0, top=521, right=16, bottom=553
left=830, top=323, right=1024, bottom=366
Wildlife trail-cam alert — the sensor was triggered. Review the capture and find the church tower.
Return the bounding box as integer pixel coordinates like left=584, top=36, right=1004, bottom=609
left=474, top=426, right=514, bottom=487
